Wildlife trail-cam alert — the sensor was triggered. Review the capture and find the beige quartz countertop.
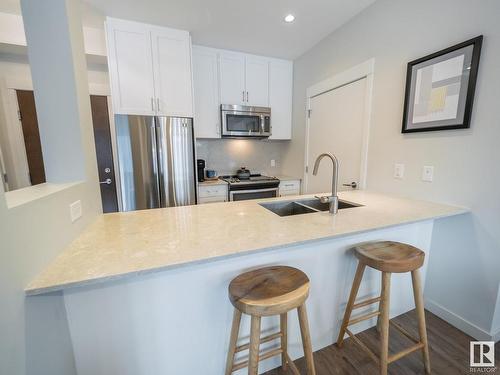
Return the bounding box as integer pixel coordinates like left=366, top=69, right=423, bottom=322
left=197, top=179, right=228, bottom=186
left=273, top=175, right=301, bottom=181
left=26, top=191, right=467, bottom=295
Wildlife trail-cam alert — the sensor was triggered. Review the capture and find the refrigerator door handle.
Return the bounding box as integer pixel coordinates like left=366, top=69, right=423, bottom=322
left=156, top=117, right=170, bottom=208
left=150, top=119, right=161, bottom=207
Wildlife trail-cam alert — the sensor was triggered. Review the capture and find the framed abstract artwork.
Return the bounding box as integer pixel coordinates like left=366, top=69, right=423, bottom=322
left=402, top=35, right=483, bottom=133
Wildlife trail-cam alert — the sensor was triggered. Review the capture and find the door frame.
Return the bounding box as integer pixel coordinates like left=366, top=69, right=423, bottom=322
left=303, top=58, right=375, bottom=192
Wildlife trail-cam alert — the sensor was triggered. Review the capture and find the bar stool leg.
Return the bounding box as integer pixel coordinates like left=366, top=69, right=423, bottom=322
left=248, top=315, right=261, bottom=375
left=280, top=313, right=288, bottom=370
left=225, top=309, right=242, bottom=375
left=337, top=262, right=366, bottom=347
left=297, top=304, right=316, bottom=375
left=412, top=269, right=431, bottom=374
left=379, top=272, right=391, bottom=375
left=376, top=271, right=389, bottom=334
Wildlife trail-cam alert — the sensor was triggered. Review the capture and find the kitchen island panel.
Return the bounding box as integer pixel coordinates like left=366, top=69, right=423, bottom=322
left=64, top=220, right=433, bottom=375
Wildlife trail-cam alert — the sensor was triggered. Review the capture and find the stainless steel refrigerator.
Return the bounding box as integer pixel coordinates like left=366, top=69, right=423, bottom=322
left=114, top=115, right=196, bottom=211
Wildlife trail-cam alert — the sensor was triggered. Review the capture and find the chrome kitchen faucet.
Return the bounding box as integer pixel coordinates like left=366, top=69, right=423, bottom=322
left=312, top=152, right=339, bottom=214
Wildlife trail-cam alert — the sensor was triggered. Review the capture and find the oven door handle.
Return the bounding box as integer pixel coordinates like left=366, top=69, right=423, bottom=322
left=230, top=187, right=279, bottom=200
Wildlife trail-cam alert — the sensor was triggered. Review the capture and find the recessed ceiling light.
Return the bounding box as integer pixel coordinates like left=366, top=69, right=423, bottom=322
left=284, top=14, right=295, bottom=23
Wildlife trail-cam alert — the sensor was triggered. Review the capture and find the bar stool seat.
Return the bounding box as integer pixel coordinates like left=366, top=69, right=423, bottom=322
left=229, top=266, right=310, bottom=316
left=337, top=241, right=431, bottom=375
left=353, top=241, right=425, bottom=273
left=225, top=266, right=316, bottom=375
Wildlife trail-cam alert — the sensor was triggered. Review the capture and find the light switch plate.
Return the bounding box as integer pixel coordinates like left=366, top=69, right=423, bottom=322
left=422, top=166, right=434, bottom=182
left=70, top=200, right=82, bottom=222
left=394, top=163, right=405, bottom=179
left=270, top=159, right=276, bottom=167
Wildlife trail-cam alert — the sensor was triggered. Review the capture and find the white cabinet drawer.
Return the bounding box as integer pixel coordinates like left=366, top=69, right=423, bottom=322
left=198, top=184, right=228, bottom=198
left=198, top=195, right=227, bottom=204
left=279, top=180, right=300, bottom=191
left=279, top=189, right=300, bottom=197
left=279, top=179, right=300, bottom=197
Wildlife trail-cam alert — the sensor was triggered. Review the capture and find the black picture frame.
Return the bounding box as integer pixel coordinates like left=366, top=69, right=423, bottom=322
left=402, top=35, right=483, bottom=133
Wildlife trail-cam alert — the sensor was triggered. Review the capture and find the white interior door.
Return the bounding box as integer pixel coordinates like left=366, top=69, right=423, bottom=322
left=305, top=78, right=367, bottom=194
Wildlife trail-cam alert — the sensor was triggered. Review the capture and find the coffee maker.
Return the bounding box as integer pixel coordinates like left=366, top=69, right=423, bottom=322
left=197, top=159, right=206, bottom=182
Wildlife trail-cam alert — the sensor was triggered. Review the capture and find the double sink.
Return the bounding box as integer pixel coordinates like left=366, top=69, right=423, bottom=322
left=260, top=198, right=362, bottom=217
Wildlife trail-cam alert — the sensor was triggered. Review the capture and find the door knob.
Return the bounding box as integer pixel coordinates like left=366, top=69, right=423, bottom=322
left=343, top=182, right=357, bottom=189
left=100, top=178, right=112, bottom=185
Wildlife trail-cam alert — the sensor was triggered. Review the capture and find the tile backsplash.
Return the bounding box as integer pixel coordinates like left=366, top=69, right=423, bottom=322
left=196, top=139, right=288, bottom=176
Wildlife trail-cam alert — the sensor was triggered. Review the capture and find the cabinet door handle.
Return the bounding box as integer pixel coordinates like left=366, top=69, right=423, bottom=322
left=242, top=91, right=245, bottom=102
left=156, top=98, right=160, bottom=113
left=246, top=91, right=249, bottom=102
left=151, top=97, right=155, bottom=112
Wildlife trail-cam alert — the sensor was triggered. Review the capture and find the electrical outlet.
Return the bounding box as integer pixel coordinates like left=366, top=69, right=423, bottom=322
left=394, top=163, right=405, bottom=179
left=70, top=200, right=82, bottom=222
left=422, top=166, right=434, bottom=182
left=270, top=159, right=276, bottom=167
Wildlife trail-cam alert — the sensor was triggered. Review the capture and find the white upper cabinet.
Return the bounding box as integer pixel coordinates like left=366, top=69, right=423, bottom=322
left=106, top=18, right=156, bottom=115
left=219, top=52, right=269, bottom=107
left=245, top=56, right=269, bottom=107
left=269, top=59, right=293, bottom=140
left=151, top=27, right=193, bottom=117
left=192, top=46, right=220, bottom=138
left=192, top=46, right=292, bottom=140
left=219, top=51, right=246, bottom=105
left=106, top=17, right=193, bottom=117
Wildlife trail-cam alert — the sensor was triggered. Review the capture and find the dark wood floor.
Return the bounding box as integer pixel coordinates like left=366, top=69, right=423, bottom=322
left=264, top=309, right=500, bottom=375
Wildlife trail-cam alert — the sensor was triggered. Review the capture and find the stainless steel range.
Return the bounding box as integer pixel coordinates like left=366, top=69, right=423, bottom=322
left=220, top=174, right=280, bottom=201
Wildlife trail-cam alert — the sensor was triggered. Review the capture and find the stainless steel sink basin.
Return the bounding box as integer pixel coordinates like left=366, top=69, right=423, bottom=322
left=294, top=198, right=361, bottom=212
left=260, top=198, right=362, bottom=216
left=259, top=201, right=317, bottom=217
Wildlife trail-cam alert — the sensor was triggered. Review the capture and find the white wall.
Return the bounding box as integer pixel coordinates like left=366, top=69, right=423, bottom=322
left=0, top=0, right=102, bottom=374
left=283, top=0, right=500, bottom=339
left=0, top=53, right=109, bottom=190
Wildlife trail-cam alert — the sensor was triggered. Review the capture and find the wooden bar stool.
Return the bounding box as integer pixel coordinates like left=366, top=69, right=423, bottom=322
left=225, top=266, right=316, bottom=375
left=337, top=241, right=431, bottom=375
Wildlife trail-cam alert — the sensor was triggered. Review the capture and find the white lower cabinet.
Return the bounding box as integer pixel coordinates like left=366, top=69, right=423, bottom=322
left=198, top=183, right=228, bottom=204
left=279, top=179, right=301, bottom=197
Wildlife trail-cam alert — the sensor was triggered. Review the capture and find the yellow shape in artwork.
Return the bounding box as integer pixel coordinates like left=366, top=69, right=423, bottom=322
left=428, top=86, right=447, bottom=112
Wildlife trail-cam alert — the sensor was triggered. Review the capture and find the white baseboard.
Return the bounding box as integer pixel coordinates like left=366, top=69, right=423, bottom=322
left=425, top=299, right=497, bottom=342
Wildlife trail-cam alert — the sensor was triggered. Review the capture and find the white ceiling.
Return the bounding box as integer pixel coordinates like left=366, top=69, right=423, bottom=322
left=1, top=0, right=376, bottom=59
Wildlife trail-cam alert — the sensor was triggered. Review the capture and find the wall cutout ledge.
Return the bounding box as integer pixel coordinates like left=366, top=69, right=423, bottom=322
left=5, top=181, right=83, bottom=209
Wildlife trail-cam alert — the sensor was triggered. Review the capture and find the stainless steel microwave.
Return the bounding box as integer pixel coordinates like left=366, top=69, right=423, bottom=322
left=221, top=104, right=271, bottom=138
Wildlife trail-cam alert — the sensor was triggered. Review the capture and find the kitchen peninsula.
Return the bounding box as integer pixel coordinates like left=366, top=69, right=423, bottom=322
left=27, top=191, right=466, bottom=375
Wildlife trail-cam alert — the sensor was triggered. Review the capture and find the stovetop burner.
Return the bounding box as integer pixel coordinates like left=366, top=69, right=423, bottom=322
left=220, top=174, right=280, bottom=186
